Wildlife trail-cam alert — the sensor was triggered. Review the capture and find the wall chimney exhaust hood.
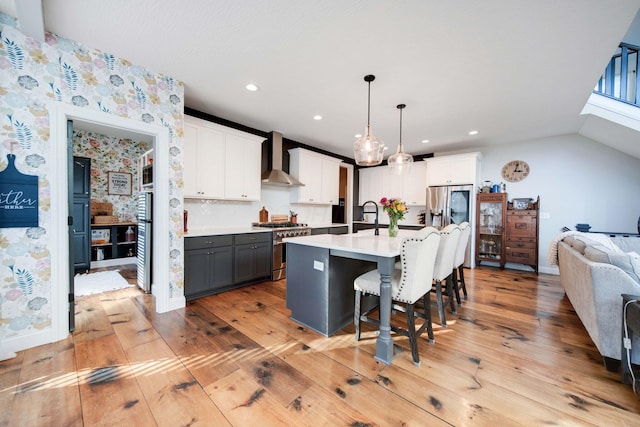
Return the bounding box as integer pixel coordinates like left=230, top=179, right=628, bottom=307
left=261, top=131, right=304, bottom=187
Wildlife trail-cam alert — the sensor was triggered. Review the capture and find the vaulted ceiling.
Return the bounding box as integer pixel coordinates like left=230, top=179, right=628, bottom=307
left=3, top=0, right=640, bottom=159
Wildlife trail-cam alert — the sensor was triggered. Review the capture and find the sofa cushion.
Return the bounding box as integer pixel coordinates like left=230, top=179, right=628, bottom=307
left=564, top=236, right=593, bottom=254
left=584, top=245, right=640, bottom=284
left=584, top=244, right=610, bottom=263
left=611, top=237, right=640, bottom=254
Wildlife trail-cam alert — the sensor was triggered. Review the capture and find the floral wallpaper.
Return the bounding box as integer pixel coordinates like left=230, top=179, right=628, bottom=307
left=73, top=130, right=150, bottom=222
left=0, top=12, right=185, bottom=347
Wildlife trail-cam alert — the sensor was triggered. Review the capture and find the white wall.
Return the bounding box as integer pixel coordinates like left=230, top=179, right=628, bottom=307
left=477, top=134, right=640, bottom=273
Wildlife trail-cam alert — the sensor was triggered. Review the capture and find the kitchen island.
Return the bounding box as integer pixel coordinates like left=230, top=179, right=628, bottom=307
left=283, top=229, right=420, bottom=365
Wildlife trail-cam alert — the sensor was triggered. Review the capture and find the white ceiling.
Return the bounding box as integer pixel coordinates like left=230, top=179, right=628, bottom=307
left=3, top=0, right=640, bottom=160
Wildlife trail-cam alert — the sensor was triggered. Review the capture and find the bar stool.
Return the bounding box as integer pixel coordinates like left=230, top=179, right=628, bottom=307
left=452, top=222, right=471, bottom=304
left=431, top=224, right=460, bottom=327
left=354, top=227, right=441, bottom=365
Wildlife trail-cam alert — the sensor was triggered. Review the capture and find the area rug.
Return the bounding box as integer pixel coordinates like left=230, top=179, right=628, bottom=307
left=74, top=270, right=134, bottom=296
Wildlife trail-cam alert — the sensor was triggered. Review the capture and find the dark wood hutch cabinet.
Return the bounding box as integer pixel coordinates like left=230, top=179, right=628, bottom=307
left=505, top=196, right=540, bottom=273
left=475, top=193, right=507, bottom=268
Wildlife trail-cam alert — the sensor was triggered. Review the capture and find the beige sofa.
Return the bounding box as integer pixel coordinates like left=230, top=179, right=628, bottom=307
left=557, top=234, right=640, bottom=370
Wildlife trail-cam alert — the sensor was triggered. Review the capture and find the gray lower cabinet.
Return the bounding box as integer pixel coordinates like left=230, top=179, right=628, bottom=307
left=185, top=235, right=233, bottom=300
left=330, top=226, right=348, bottom=234
left=185, top=232, right=271, bottom=300
left=311, top=226, right=348, bottom=235
left=234, top=233, right=272, bottom=284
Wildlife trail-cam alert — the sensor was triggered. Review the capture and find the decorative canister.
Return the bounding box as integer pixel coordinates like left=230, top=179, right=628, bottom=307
left=491, top=184, right=500, bottom=193
left=500, top=182, right=506, bottom=193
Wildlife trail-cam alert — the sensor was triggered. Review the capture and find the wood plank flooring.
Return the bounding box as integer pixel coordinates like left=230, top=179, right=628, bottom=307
left=2, top=267, right=640, bottom=426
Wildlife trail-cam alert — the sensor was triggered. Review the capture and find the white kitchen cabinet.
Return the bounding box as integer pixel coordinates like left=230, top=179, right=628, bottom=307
left=402, top=161, right=427, bottom=206
left=224, top=134, right=262, bottom=201
left=321, top=157, right=340, bottom=204
left=289, top=148, right=342, bottom=204
left=184, top=116, right=263, bottom=201
left=358, top=161, right=426, bottom=206
left=358, top=167, right=381, bottom=205
left=425, top=152, right=482, bottom=186
left=183, top=120, right=225, bottom=199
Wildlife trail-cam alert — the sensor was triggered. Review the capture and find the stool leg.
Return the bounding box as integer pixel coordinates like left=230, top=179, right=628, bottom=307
left=424, top=291, right=434, bottom=342
left=354, top=290, right=362, bottom=341
left=452, top=268, right=462, bottom=305
left=446, top=275, right=457, bottom=315
left=435, top=280, right=447, bottom=327
left=459, top=266, right=468, bottom=299
left=406, top=302, right=420, bottom=365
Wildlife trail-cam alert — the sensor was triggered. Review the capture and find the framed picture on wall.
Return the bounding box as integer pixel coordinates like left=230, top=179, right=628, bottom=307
left=107, top=171, right=132, bottom=195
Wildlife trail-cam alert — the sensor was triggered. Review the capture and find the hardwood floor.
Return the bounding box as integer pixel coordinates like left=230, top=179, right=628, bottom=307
left=2, top=267, right=639, bottom=426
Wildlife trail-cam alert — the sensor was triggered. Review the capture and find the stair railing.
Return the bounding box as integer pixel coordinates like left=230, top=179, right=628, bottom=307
left=594, top=42, right=640, bottom=107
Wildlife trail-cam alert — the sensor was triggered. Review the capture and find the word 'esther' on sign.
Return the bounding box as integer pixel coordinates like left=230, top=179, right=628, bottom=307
left=0, top=154, right=39, bottom=228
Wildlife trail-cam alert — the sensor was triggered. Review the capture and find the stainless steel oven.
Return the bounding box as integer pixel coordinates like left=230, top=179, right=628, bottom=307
left=273, top=240, right=286, bottom=280
left=252, top=222, right=311, bottom=280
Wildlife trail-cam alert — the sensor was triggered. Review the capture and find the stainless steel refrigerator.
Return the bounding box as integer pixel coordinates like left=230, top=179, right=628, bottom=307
left=137, top=192, right=152, bottom=293
left=426, top=185, right=473, bottom=267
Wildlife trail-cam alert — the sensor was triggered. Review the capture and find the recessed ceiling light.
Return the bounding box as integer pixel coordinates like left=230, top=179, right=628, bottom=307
left=469, top=130, right=479, bottom=135
left=245, top=83, right=259, bottom=91
left=355, top=133, right=362, bottom=138
left=313, top=115, right=322, bottom=121
left=421, top=139, right=430, bottom=144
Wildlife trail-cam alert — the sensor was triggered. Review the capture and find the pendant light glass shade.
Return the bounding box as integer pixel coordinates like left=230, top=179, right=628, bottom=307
left=354, top=75, right=384, bottom=166
left=388, top=103, right=413, bottom=175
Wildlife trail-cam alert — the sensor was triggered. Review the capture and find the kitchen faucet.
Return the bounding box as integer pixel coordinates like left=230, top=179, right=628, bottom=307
left=362, top=200, right=380, bottom=236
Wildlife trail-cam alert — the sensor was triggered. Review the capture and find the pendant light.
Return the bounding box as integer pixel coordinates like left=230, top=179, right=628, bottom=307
left=353, top=74, right=385, bottom=166
left=388, top=103, right=413, bottom=175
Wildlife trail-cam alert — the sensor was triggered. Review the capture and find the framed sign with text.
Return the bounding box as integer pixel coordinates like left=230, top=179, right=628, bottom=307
left=0, top=154, right=39, bottom=228
left=107, top=171, right=132, bottom=195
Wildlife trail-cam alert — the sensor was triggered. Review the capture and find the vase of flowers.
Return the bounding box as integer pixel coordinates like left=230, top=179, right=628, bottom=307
left=380, top=197, right=407, bottom=237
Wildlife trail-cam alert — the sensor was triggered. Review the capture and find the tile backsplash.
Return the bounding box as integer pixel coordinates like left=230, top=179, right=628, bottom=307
left=184, top=186, right=333, bottom=229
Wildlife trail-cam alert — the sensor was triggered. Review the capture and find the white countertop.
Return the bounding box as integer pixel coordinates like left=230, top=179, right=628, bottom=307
left=283, top=229, right=419, bottom=257
left=185, top=226, right=272, bottom=237
left=308, top=223, right=348, bottom=228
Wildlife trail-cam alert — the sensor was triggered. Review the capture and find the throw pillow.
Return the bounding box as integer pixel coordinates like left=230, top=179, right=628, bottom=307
left=584, top=244, right=610, bottom=263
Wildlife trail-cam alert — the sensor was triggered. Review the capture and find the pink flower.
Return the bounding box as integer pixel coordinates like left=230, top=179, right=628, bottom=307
left=5, top=288, right=22, bottom=301
left=94, top=58, right=106, bottom=69
left=380, top=197, right=388, bottom=205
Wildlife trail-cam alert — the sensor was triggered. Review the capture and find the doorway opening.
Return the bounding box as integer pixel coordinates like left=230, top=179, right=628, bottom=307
left=338, top=163, right=354, bottom=232
left=50, top=103, right=175, bottom=345
left=70, top=124, right=154, bottom=301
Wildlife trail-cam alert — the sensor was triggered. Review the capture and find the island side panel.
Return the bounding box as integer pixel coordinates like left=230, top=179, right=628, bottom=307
left=286, top=243, right=375, bottom=336
left=286, top=243, right=331, bottom=335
